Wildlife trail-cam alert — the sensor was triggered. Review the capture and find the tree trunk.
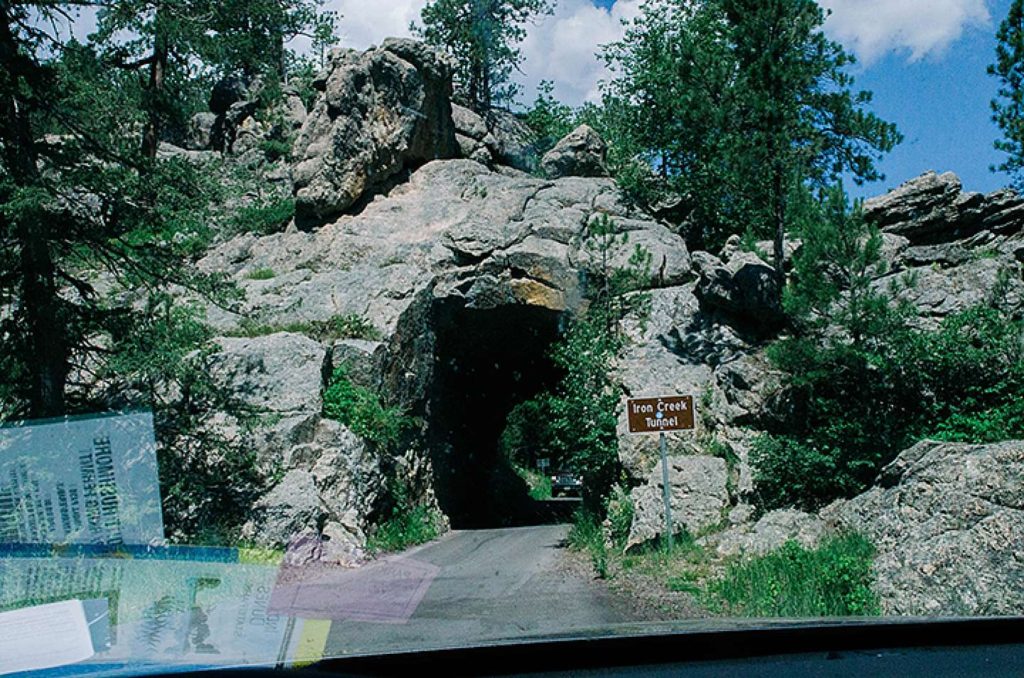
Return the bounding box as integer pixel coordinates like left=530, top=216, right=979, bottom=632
left=141, top=8, right=169, bottom=159
left=772, top=160, right=787, bottom=287
left=0, top=6, right=68, bottom=417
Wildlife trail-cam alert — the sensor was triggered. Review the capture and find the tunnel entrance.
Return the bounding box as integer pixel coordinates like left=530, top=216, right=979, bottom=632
left=427, top=298, right=567, bottom=529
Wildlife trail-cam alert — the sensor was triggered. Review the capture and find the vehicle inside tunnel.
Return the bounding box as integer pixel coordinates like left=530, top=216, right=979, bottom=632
left=427, top=298, right=568, bottom=529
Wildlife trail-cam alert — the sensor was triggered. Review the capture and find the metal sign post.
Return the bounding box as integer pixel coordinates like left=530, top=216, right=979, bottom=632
left=659, top=431, right=673, bottom=550
left=626, top=395, right=695, bottom=551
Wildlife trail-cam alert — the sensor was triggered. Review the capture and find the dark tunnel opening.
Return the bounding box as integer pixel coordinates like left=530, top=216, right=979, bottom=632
left=427, top=298, right=569, bottom=529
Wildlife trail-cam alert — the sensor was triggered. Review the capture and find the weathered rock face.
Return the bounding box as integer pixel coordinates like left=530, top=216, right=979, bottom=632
left=693, top=250, right=784, bottom=328
left=484, top=108, right=539, bottom=173
left=822, top=440, right=1024, bottom=616
left=203, top=333, right=382, bottom=552
left=207, top=333, right=328, bottom=414
left=541, top=125, right=607, bottom=179
left=627, top=455, right=730, bottom=549
left=701, top=509, right=826, bottom=558
left=291, top=39, right=459, bottom=223
left=201, top=159, right=690, bottom=338
left=865, top=171, right=1024, bottom=244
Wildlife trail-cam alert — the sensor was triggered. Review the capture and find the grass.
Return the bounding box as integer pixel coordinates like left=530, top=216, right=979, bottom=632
left=366, top=505, right=443, bottom=554
left=567, top=505, right=879, bottom=621
left=568, top=510, right=609, bottom=578
left=246, top=267, right=276, bottom=280
left=227, top=313, right=383, bottom=342
left=513, top=464, right=552, bottom=500
left=710, top=533, right=879, bottom=617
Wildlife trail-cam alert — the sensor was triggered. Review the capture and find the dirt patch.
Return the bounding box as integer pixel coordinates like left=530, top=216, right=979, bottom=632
left=557, top=542, right=717, bottom=623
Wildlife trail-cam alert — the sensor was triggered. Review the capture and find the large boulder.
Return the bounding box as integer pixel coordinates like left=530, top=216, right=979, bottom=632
left=540, top=124, right=607, bottom=179
left=291, top=39, right=458, bottom=223
left=702, top=509, right=826, bottom=558
left=865, top=171, right=1024, bottom=244
left=693, top=250, right=784, bottom=328
left=822, top=439, right=1024, bottom=616
left=626, top=455, right=730, bottom=549
left=484, top=109, right=539, bottom=173
left=206, top=333, right=328, bottom=414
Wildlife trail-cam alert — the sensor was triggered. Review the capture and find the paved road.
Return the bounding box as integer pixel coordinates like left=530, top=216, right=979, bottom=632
left=323, top=525, right=629, bottom=657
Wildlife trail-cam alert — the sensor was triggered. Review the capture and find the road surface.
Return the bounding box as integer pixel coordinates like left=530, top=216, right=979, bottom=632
left=322, top=524, right=629, bottom=657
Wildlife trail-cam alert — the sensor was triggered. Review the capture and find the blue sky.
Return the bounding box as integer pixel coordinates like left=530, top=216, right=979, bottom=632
left=849, top=2, right=1009, bottom=197
left=592, top=0, right=1012, bottom=198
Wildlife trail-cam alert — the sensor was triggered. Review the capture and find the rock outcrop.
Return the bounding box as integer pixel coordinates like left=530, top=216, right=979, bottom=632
left=865, top=171, right=1024, bottom=244
left=821, top=439, right=1024, bottom=616
left=185, top=39, right=1024, bottom=573
left=291, top=39, right=459, bottom=223
left=541, top=125, right=607, bottom=179
left=627, top=455, right=730, bottom=549
left=701, top=509, right=826, bottom=558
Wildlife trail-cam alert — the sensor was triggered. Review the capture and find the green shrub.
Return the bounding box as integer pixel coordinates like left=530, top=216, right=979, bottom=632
left=711, top=533, right=879, bottom=618
left=756, top=305, right=1024, bottom=511
left=366, top=505, right=443, bottom=554
left=568, top=509, right=609, bottom=578
left=259, top=137, right=293, bottom=161
left=323, top=366, right=409, bottom=447
left=606, top=483, right=635, bottom=551
left=513, top=465, right=553, bottom=500
left=229, top=197, right=295, bottom=235
left=246, top=267, right=276, bottom=280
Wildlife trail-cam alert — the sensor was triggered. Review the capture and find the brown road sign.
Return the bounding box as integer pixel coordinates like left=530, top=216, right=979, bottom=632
left=626, top=395, right=695, bottom=434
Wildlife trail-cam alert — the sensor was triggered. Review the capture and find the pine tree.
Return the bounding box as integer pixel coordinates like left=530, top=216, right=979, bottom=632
left=990, top=0, right=1024, bottom=186
left=414, top=0, right=552, bottom=112
left=601, top=0, right=900, bottom=267
left=0, top=3, right=228, bottom=417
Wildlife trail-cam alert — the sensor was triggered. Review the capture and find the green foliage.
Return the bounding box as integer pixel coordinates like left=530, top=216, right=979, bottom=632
left=759, top=211, right=1024, bottom=510
left=323, top=366, right=410, bottom=448
left=367, top=505, right=443, bottom=554
left=414, top=0, right=553, bottom=111
left=197, top=0, right=338, bottom=80
left=512, top=465, right=553, bottom=501
left=598, top=0, right=900, bottom=254
left=522, top=80, right=576, bottom=157
left=784, top=184, right=905, bottom=343
left=711, top=534, right=880, bottom=618
left=568, top=509, right=609, bottom=579
left=227, top=197, right=296, bottom=236
left=246, top=268, right=276, bottom=280
left=101, top=296, right=271, bottom=543
left=916, top=306, right=1024, bottom=443
left=606, top=483, right=635, bottom=551
left=366, top=478, right=444, bottom=554
left=231, top=313, right=382, bottom=342
left=990, top=0, right=1024, bottom=186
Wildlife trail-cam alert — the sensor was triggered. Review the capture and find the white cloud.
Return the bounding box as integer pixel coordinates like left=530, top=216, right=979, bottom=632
left=518, top=0, right=641, bottom=106
left=328, top=0, right=426, bottom=50
left=819, top=0, right=992, bottom=65
left=324, top=0, right=638, bottom=107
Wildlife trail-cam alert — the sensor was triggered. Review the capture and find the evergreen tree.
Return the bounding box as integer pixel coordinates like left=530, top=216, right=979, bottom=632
left=0, top=3, right=227, bottom=417
left=724, top=0, right=900, bottom=279
left=601, top=0, right=900, bottom=265
left=199, top=0, right=338, bottom=81
left=990, top=0, right=1024, bottom=186
left=414, top=0, right=552, bottom=112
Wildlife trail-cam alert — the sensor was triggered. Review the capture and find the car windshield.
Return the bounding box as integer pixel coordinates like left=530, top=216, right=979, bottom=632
left=2, top=0, right=1024, bottom=675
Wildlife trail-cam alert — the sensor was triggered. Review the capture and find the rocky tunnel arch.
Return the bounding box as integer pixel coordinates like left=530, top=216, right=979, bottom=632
left=425, top=295, right=569, bottom=529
